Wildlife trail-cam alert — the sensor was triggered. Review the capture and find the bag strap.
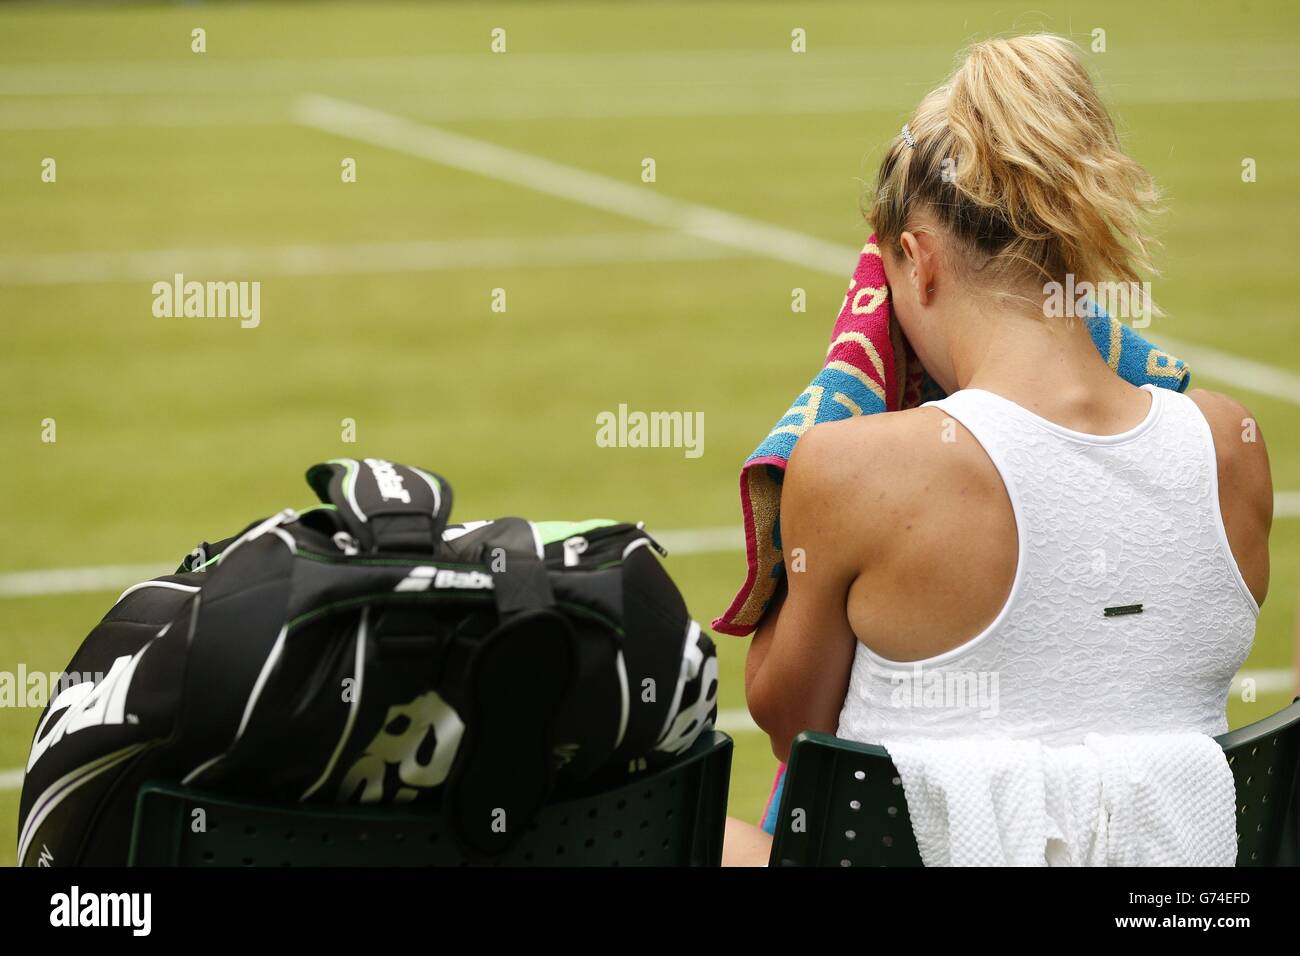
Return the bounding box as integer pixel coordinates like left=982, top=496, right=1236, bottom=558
left=471, top=517, right=554, bottom=616
left=306, top=458, right=452, bottom=554
left=440, top=516, right=575, bottom=857
left=443, top=608, right=574, bottom=859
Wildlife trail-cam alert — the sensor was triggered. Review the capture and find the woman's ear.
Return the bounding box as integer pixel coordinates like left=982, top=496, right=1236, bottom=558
left=898, top=230, right=935, bottom=306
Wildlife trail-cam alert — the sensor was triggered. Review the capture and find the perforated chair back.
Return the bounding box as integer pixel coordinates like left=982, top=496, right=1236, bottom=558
left=769, top=700, right=1300, bottom=867
left=1217, top=698, right=1300, bottom=866
left=768, top=732, right=920, bottom=867
left=128, top=730, right=732, bottom=866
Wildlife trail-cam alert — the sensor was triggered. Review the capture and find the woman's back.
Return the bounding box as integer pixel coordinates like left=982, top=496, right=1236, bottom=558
left=742, top=34, right=1273, bottom=769
left=835, top=382, right=1265, bottom=746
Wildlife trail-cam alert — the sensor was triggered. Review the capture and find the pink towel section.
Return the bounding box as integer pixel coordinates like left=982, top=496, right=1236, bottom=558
left=713, top=238, right=926, bottom=637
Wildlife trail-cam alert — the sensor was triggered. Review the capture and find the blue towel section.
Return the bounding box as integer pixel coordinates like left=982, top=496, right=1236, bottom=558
left=761, top=766, right=785, bottom=835
left=1086, top=310, right=1191, bottom=393
left=747, top=364, right=891, bottom=467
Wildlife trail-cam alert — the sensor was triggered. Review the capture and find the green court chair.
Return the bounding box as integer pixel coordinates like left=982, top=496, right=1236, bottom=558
left=1215, top=699, right=1300, bottom=866
left=769, top=700, right=1300, bottom=867
left=128, top=730, right=732, bottom=866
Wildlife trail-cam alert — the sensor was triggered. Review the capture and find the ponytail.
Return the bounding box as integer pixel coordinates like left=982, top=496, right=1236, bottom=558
left=869, top=34, right=1161, bottom=307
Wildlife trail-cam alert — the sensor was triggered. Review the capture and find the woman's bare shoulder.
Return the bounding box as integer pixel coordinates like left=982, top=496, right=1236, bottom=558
left=784, top=406, right=973, bottom=504
left=1186, top=387, right=1273, bottom=606
left=1186, top=388, right=1272, bottom=504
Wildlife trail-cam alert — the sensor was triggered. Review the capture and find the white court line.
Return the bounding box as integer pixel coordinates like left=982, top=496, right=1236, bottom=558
left=0, top=563, right=174, bottom=599
left=0, top=48, right=922, bottom=96
left=294, top=95, right=1300, bottom=408
left=1276, top=491, right=1300, bottom=519
left=1154, top=336, right=1300, bottom=408
left=5, top=249, right=1298, bottom=414
left=1, top=45, right=1296, bottom=103
left=0, top=526, right=744, bottom=599
left=7, top=83, right=1300, bottom=131
left=295, top=94, right=852, bottom=276
left=655, top=526, right=744, bottom=555
left=0, top=768, right=24, bottom=792
left=715, top=709, right=759, bottom=735
left=0, top=232, right=741, bottom=286
left=1233, top=670, right=1299, bottom=696
left=6, top=237, right=1299, bottom=413
left=6, top=492, right=1300, bottom=600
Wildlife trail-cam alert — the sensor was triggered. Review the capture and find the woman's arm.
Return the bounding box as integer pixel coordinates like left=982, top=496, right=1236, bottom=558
left=743, top=576, right=785, bottom=709
left=744, top=425, right=862, bottom=762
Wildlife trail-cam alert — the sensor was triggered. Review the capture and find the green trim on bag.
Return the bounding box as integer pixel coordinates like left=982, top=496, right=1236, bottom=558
left=327, top=458, right=360, bottom=514
left=531, top=519, right=620, bottom=544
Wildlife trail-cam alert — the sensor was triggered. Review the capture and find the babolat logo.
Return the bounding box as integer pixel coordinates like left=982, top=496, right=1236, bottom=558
left=395, top=567, right=494, bottom=592
left=49, top=886, right=151, bottom=936
left=27, top=655, right=139, bottom=772
left=365, top=457, right=411, bottom=503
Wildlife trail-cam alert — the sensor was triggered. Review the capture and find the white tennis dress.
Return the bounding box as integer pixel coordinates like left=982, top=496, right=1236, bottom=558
left=837, top=384, right=1259, bottom=747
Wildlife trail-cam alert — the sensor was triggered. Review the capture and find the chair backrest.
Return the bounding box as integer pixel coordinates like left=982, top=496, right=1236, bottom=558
left=128, top=731, right=732, bottom=866
left=1217, top=698, right=1300, bottom=866
left=768, top=732, right=921, bottom=867
left=769, top=700, right=1300, bottom=867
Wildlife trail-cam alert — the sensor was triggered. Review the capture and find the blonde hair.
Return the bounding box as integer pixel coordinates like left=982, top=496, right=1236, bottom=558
left=868, top=34, right=1161, bottom=307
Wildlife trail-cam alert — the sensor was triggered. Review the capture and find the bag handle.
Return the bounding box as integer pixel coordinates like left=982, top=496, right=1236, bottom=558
left=468, top=517, right=556, bottom=616
left=305, top=458, right=452, bottom=554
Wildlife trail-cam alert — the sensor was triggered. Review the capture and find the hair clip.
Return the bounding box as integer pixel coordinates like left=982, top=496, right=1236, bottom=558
left=900, top=123, right=917, bottom=149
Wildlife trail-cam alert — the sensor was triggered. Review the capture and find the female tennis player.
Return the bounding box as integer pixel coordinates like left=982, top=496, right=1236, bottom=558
left=724, top=33, right=1273, bottom=865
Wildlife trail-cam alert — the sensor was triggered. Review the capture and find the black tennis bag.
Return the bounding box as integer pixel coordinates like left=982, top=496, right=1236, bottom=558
left=18, top=458, right=718, bottom=866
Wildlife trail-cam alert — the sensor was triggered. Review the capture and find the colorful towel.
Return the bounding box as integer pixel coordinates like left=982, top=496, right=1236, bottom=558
left=713, top=237, right=1191, bottom=638
left=711, top=237, right=1192, bottom=836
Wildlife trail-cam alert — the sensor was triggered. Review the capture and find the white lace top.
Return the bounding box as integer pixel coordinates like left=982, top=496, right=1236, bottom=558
left=836, top=384, right=1258, bottom=747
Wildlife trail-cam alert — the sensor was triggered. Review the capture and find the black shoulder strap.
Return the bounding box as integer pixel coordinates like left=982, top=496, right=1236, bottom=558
left=440, top=516, right=576, bottom=858
left=443, top=608, right=573, bottom=859
left=306, top=458, right=452, bottom=554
